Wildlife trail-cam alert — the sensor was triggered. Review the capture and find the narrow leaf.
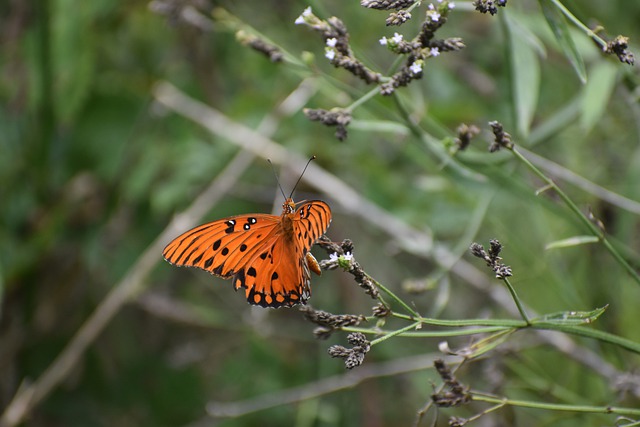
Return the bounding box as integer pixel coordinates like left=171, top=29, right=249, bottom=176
left=539, top=0, right=587, bottom=83
left=580, top=61, right=619, bottom=133
left=504, top=13, right=542, bottom=138
left=535, top=305, right=608, bottom=325
left=545, top=235, right=600, bottom=250
left=444, top=329, right=517, bottom=359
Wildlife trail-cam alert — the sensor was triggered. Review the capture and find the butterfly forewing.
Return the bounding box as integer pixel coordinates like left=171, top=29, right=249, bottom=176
left=162, top=214, right=280, bottom=277
left=162, top=199, right=332, bottom=308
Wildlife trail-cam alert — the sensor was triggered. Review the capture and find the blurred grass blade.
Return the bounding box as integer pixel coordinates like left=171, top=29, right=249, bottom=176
left=545, top=235, right=600, bottom=250
left=504, top=12, right=542, bottom=138
left=454, top=329, right=517, bottom=359
left=539, top=0, right=586, bottom=83
left=580, top=61, right=619, bottom=133
left=535, top=306, right=608, bottom=325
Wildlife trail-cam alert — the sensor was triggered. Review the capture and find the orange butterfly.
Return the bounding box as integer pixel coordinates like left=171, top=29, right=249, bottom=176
left=162, top=163, right=331, bottom=308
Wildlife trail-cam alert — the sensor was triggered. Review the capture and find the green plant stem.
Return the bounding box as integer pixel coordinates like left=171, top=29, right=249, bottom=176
left=357, top=312, right=640, bottom=354
left=369, top=321, right=421, bottom=345
left=393, top=313, right=527, bottom=328
left=547, top=0, right=607, bottom=48
left=501, top=276, right=531, bottom=324
left=531, top=323, right=640, bottom=354
left=347, top=87, right=379, bottom=112
left=344, top=325, right=511, bottom=338
left=472, top=393, right=640, bottom=416
left=510, top=147, right=640, bottom=286
left=371, top=276, right=421, bottom=318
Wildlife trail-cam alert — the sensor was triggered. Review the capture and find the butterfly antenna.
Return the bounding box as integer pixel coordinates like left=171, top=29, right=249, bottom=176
left=267, top=159, right=288, bottom=201
left=290, top=156, right=316, bottom=199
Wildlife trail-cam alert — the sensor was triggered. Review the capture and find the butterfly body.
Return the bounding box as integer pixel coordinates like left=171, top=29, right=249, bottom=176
left=163, top=198, right=331, bottom=308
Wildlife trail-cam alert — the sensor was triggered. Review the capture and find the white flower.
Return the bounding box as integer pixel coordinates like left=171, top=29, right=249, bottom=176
left=326, top=37, right=337, bottom=47
left=391, top=32, right=403, bottom=44
left=428, top=3, right=434, bottom=9
left=329, top=252, right=339, bottom=262
left=343, top=252, right=353, bottom=261
left=437, top=0, right=443, bottom=2
left=325, top=49, right=336, bottom=60
left=409, top=61, right=423, bottom=75
left=449, top=2, right=456, bottom=9
left=430, top=47, right=440, bottom=57
left=379, top=37, right=388, bottom=46
left=430, top=11, right=441, bottom=22
left=295, top=6, right=312, bottom=24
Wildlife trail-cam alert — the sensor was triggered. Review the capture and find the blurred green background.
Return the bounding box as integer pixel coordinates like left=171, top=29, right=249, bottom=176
left=1, top=0, right=640, bottom=426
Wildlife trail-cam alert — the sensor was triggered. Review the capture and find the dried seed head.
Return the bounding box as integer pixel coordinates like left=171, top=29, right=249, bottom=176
left=386, top=10, right=412, bottom=26
left=303, top=108, right=352, bottom=141
left=470, top=240, right=512, bottom=279
left=473, top=0, right=507, bottom=15
left=454, top=123, right=480, bottom=151
left=236, top=31, right=283, bottom=62
left=328, top=332, right=371, bottom=369
left=361, top=0, right=416, bottom=9
left=488, top=120, right=513, bottom=152
left=431, top=359, right=472, bottom=407
left=604, top=35, right=635, bottom=65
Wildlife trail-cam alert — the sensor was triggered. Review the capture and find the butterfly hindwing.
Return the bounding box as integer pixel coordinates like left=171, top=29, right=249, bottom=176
left=234, top=200, right=332, bottom=307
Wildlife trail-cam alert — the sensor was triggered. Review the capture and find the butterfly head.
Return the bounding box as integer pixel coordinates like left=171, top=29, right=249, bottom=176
left=282, top=198, right=296, bottom=215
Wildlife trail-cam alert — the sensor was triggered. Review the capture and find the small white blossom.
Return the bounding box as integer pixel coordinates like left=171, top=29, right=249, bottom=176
left=295, top=6, right=312, bottom=24
left=409, top=61, right=423, bottom=75
left=437, top=0, right=443, bottom=2
left=343, top=252, right=353, bottom=261
left=329, top=252, right=339, bottom=262
left=430, top=11, right=441, bottom=22
left=428, top=3, right=434, bottom=9
left=325, top=49, right=336, bottom=60
left=379, top=37, right=388, bottom=46
left=391, top=32, right=403, bottom=44
left=449, top=2, right=456, bottom=9
left=326, top=37, right=337, bottom=47
left=430, top=47, right=440, bottom=57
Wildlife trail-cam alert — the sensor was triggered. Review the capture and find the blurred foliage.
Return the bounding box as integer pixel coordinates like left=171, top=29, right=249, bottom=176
left=1, top=0, right=640, bottom=426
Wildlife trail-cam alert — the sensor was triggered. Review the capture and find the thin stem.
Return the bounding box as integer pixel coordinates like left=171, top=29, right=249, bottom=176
left=343, top=325, right=512, bottom=338
left=371, top=276, right=421, bottom=318
left=370, top=321, right=422, bottom=345
left=501, top=276, right=531, bottom=324
left=346, top=86, right=380, bottom=112
left=472, top=393, right=640, bottom=416
left=510, top=147, right=640, bottom=286
left=547, top=0, right=607, bottom=48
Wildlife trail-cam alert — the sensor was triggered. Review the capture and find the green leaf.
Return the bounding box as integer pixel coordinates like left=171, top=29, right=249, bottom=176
left=504, top=12, right=542, bottom=138
left=580, top=60, right=619, bottom=133
left=447, top=329, right=517, bottom=359
left=534, top=306, right=608, bottom=325
left=539, top=0, right=587, bottom=83
left=545, top=235, right=600, bottom=250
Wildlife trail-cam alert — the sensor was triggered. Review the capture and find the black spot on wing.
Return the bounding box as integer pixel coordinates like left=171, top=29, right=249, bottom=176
left=247, top=267, right=257, bottom=277
left=204, top=257, right=214, bottom=268
left=221, top=247, right=229, bottom=256
left=213, top=239, right=222, bottom=250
